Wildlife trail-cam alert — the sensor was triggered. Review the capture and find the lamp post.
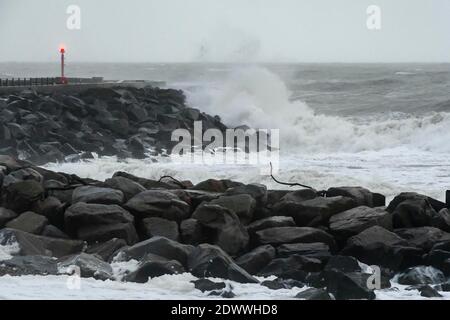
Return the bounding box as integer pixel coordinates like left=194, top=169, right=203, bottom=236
left=60, top=46, right=67, bottom=84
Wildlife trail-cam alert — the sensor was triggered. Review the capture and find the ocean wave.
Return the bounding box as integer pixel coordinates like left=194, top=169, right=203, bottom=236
left=186, top=66, right=450, bottom=153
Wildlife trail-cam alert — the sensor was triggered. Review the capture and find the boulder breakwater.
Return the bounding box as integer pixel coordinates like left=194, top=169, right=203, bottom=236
left=1, top=155, right=450, bottom=299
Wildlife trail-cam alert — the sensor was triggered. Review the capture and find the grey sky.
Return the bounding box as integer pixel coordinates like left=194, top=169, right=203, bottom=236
left=0, top=0, right=449, bottom=62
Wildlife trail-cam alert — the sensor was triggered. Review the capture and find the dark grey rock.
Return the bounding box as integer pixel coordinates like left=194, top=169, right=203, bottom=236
left=295, top=288, right=334, bottom=300
left=41, top=225, right=69, bottom=239
left=0, top=255, right=58, bottom=276
left=0, top=207, right=18, bottom=228
left=255, top=227, right=336, bottom=249
left=58, top=253, right=113, bottom=280
left=235, top=245, right=276, bottom=275
left=180, top=218, right=204, bottom=245
left=327, top=187, right=385, bottom=207
left=246, top=216, right=296, bottom=235
left=277, top=242, right=331, bottom=261
left=124, top=254, right=185, bottom=283
left=210, top=194, right=256, bottom=225
left=397, top=266, right=446, bottom=285
left=192, top=279, right=226, bottom=292
left=6, top=211, right=48, bottom=235
left=103, top=176, right=146, bottom=202
left=72, top=186, right=124, bottom=205
left=395, top=227, right=450, bottom=251
left=140, top=217, right=179, bottom=241
left=86, top=238, right=128, bottom=262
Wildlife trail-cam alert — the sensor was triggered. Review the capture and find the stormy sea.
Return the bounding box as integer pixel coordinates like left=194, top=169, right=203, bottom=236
left=1, top=62, right=450, bottom=299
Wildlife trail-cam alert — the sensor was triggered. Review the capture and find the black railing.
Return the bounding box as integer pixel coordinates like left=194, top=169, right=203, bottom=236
left=0, top=77, right=58, bottom=87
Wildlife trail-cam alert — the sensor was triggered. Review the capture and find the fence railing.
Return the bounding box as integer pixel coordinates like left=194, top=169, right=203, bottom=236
left=0, top=78, right=59, bottom=87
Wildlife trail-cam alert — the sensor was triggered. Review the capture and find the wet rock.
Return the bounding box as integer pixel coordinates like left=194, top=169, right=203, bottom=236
left=325, top=270, right=376, bottom=300
left=418, top=285, right=443, bottom=298
left=140, top=217, right=179, bottom=241
left=188, top=244, right=258, bottom=284
left=180, top=218, right=204, bottom=245
left=86, top=238, right=127, bottom=262
left=0, top=207, right=18, bottom=228
left=261, top=279, right=304, bottom=290
left=192, top=203, right=249, bottom=256
left=342, top=226, right=424, bottom=271
left=192, top=179, right=242, bottom=193
left=78, top=222, right=138, bottom=245
left=235, top=245, right=276, bottom=275
left=225, top=183, right=267, bottom=209
left=124, top=254, right=185, bottom=283
left=58, top=253, right=113, bottom=280
left=274, top=196, right=357, bottom=227
left=395, top=227, right=450, bottom=251
left=72, top=186, right=124, bottom=205
left=6, top=211, right=48, bottom=235
left=258, top=255, right=323, bottom=280
left=0, top=228, right=84, bottom=258
left=125, top=190, right=190, bottom=221
left=113, top=171, right=178, bottom=190
left=2, top=180, right=44, bottom=213
left=388, top=192, right=447, bottom=214
left=41, top=225, right=69, bottom=239
left=0, top=255, right=58, bottom=276
left=246, top=216, right=296, bottom=235
left=116, top=236, right=194, bottom=267
left=277, top=242, right=331, bottom=262
left=103, top=176, right=146, bottom=202
left=295, top=288, right=334, bottom=300
left=324, top=255, right=362, bottom=273
left=255, top=227, right=336, bottom=249
left=329, top=206, right=392, bottom=239
left=397, top=266, right=446, bottom=285
left=192, top=279, right=226, bottom=292
left=431, top=208, right=450, bottom=232
left=327, top=187, right=385, bottom=207
left=210, top=194, right=256, bottom=225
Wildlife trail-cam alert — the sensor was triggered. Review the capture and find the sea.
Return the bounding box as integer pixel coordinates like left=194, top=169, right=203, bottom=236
left=1, top=62, right=449, bottom=299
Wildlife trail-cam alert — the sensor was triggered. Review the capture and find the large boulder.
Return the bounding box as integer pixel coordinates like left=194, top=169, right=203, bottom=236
left=180, top=218, right=204, bottom=245
left=2, top=180, right=44, bottom=213
left=277, top=242, right=331, bottom=262
left=140, top=217, right=179, bottom=241
left=187, top=244, right=258, bottom=284
left=123, top=253, right=185, bottom=283
left=192, top=203, right=249, bottom=256
left=225, top=183, right=268, bottom=208
left=397, top=266, right=446, bottom=285
left=295, top=288, right=334, bottom=300
left=388, top=192, right=447, bottom=214
left=0, top=255, right=58, bottom=276
left=86, top=238, right=127, bottom=262
left=65, top=202, right=137, bottom=244
left=235, top=245, right=276, bottom=275
left=210, top=194, right=256, bottom=225
left=6, top=211, right=48, bottom=235
left=114, top=236, right=194, bottom=267
left=0, top=228, right=84, bottom=258
left=329, top=206, right=392, bottom=239
left=72, top=186, right=124, bottom=205
left=254, top=227, right=336, bottom=250
left=124, top=190, right=190, bottom=221
left=325, top=270, right=376, bottom=300
left=431, top=208, right=450, bottom=232
left=0, top=207, right=18, bottom=228
left=103, top=176, right=146, bottom=202
left=327, top=187, right=385, bottom=207
left=258, top=255, right=323, bottom=280
left=341, top=226, right=424, bottom=271
left=395, top=227, right=450, bottom=251
left=246, top=216, right=296, bottom=235
left=274, top=196, right=356, bottom=227
left=192, top=179, right=242, bottom=193
left=58, top=253, right=113, bottom=280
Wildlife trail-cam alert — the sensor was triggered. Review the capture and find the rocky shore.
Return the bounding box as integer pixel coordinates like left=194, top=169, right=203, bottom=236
left=0, top=86, right=228, bottom=164
left=1, top=154, right=450, bottom=299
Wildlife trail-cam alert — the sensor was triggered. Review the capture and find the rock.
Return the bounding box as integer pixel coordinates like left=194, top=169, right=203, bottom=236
left=192, top=179, right=241, bottom=193
left=188, top=244, right=258, bottom=284
left=2, top=180, right=44, bottom=213
left=324, top=255, right=362, bottom=273
left=58, top=253, right=113, bottom=280
left=431, top=208, right=450, bottom=232
left=0, top=255, right=58, bottom=276
left=140, top=217, right=179, bottom=241
left=427, top=243, right=450, bottom=276
left=65, top=202, right=137, bottom=244
left=6, top=211, right=48, bottom=235
left=395, top=227, right=450, bottom=251
left=342, top=226, right=424, bottom=271
left=192, top=279, right=226, bottom=292
left=115, top=236, right=194, bottom=267
left=325, top=270, right=376, bottom=300
left=86, top=238, right=127, bottom=262
left=103, top=176, right=146, bottom=202
left=295, top=288, right=333, bottom=300
left=261, top=279, right=304, bottom=290
left=113, top=171, right=178, bottom=190
left=192, top=203, right=249, bottom=256
left=254, top=227, right=336, bottom=249
left=258, top=255, right=323, bottom=280
left=210, top=194, right=256, bottom=225
left=0, top=207, right=18, bottom=228
left=246, top=216, right=296, bottom=235
left=0, top=228, right=84, bottom=258
left=388, top=192, right=447, bottom=214
left=31, top=196, right=65, bottom=228
left=279, top=189, right=318, bottom=203
left=266, top=190, right=291, bottom=207
left=41, top=225, right=69, bottom=239
left=225, top=183, right=267, bottom=208
left=397, top=266, right=446, bottom=285
left=418, top=285, right=443, bottom=298
left=327, top=187, right=385, bottom=207
left=274, top=196, right=357, bottom=227
left=329, top=206, right=392, bottom=239
left=235, top=245, right=276, bottom=275
left=72, top=186, right=124, bottom=205
left=277, top=242, right=331, bottom=261
left=124, top=254, right=185, bottom=283
left=180, top=219, right=204, bottom=245
left=125, top=190, right=190, bottom=221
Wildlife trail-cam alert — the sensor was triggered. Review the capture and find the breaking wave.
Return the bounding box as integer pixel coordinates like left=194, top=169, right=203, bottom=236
left=188, top=67, right=450, bottom=154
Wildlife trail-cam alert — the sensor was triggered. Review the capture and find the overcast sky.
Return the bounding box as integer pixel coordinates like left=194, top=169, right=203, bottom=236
left=0, top=0, right=449, bottom=63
